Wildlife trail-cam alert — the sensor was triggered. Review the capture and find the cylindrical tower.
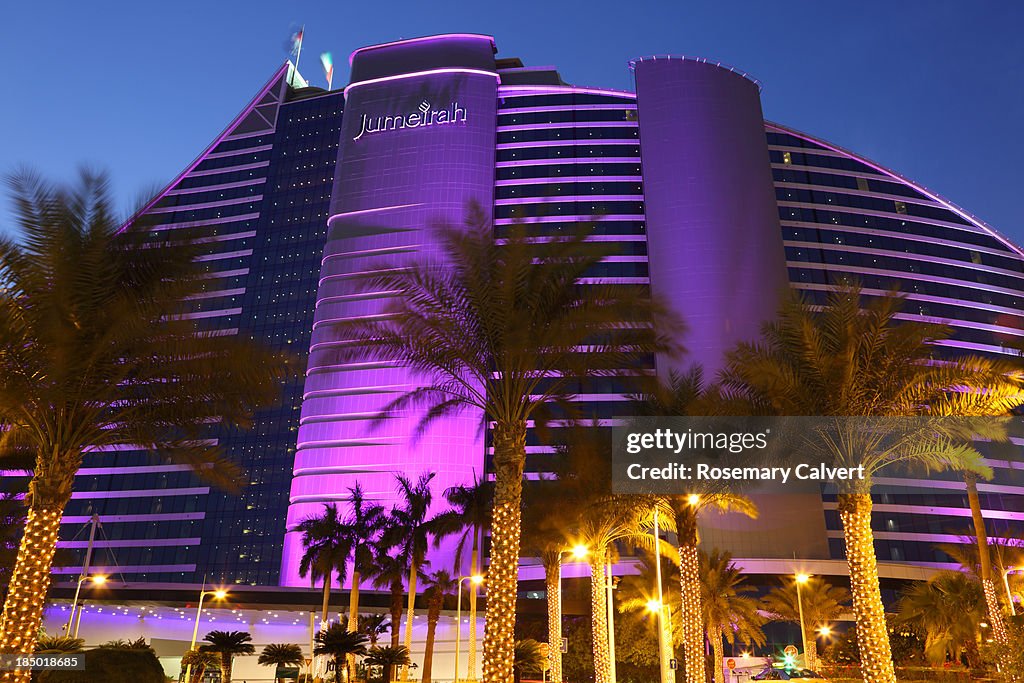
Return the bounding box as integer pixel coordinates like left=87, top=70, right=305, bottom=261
left=281, top=35, right=499, bottom=585
left=633, top=56, right=788, bottom=377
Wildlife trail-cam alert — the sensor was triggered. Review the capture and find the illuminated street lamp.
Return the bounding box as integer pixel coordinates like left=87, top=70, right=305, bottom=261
left=67, top=574, right=107, bottom=638
left=454, top=574, right=485, bottom=683
left=652, top=507, right=672, bottom=683
left=795, top=573, right=810, bottom=668
left=1003, top=566, right=1017, bottom=617
left=817, top=625, right=832, bottom=638
left=184, top=585, right=229, bottom=682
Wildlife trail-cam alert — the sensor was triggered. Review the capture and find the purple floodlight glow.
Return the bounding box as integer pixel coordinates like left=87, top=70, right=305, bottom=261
left=498, top=85, right=637, bottom=99
left=343, top=68, right=500, bottom=98
left=348, top=33, right=496, bottom=66
left=281, top=35, right=499, bottom=587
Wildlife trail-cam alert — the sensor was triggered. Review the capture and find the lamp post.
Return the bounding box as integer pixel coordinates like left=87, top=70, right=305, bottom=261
left=64, top=513, right=101, bottom=635
left=551, top=544, right=588, bottom=682
left=183, top=585, right=228, bottom=683
left=68, top=575, right=107, bottom=639
left=652, top=506, right=672, bottom=683
left=795, top=574, right=810, bottom=668
left=1003, top=566, right=1017, bottom=617
left=454, top=574, right=484, bottom=683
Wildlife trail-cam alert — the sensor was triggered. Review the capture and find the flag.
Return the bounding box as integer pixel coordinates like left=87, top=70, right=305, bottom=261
left=289, top=28, right=304, bottom=57
left=320, top=52, right=334, bottom=90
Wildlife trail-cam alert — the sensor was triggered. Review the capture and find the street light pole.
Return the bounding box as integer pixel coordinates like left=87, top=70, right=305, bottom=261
left=183, top=583, right=228, bottom=683
left=65, top=514, right=100, bottom=634
left=655, top=509, right=671, bottom=683
left=1003, top=567, right=1017, bottom=617
left=606, top=559, right=617, bottom=683
left=71, top=575, right=106, bottom=639
left=454, top=574, right=484, bottom=683
left=795, top=574, right=810, bottom=668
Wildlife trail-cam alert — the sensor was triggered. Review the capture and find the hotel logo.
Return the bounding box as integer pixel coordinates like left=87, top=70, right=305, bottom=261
left=353, top=101, right=468, bottom=141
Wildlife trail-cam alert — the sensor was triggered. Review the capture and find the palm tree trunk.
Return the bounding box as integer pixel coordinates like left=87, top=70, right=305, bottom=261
left=482, top=420, right=526, bottom=683
left=711, top=630, right=725, bottom=683
left=589, top=548, right=611, bottom=683
left=964, top=473, right=1016, bottom=680
left=837, top=493, right=896, bottom=683
left=322, top=572, right=333, bottom=626
left=335, top=655, right=343, bottom=683
left=349, top=569, right=361, bottom=682
left=422, top=604, right=441, bottom=683
left=546, top=560, right=563, bottom=683
left=390, top=582, right=404, bottom=648
left=469, top=532, right=479, bottom=681
left=222, top=653, right=233, bottom=683
left=965, top=474, right=1010, bottom=640
left=401, top=561, right=418, bottom=681
left=804, top=636, right=817, bottom=671
left=0, top=500, right=64, bottom=683
left=675, top=509, right=705, bottom=683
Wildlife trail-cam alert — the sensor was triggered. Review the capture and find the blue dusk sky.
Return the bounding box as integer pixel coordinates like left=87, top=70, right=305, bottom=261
left=0, top=1, right=1021, bottom=244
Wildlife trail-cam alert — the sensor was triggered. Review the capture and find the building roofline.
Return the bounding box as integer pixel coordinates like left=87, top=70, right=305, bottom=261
left=629, top=55, right=762, bottom=91
left=348, top=33, right=497, bottom=66
left=766, top=120, right=1024, bottom=259
left=122, top=62, right=292, bottom=232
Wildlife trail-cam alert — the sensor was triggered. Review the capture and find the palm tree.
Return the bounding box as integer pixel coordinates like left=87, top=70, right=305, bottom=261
left=259, top=643, right=304, bottom=683
left=421, top=569, right=457, bottom=683
left=180, top=649, right=219, bottom=683
left=700, top=550, right=766, bottom=683
left=520, top=477, right=575, bottom=683
left=719, top=286, right=1017, bottom=683
left=34, top=635, right=84, bottom=653
left=0, top=172, right=288, bottom=671
left=635, top=368, right=759, bottom=683
left=761, top=576, right=850, bottom=669
left=368, top=545, right=409, bottom=648
left=383, top=471, right=437, bottom=680
left=358, top=613, right=391, bottom=647
left=365, top=645, right=410, bottom=683
left=343, top=484, right=386, bottom=677
left=315, top=624, right=368, bottom=683
left=937, top=531, right=1024, bottom=612
left=513, top=639, right=546, bottom=683
left=332, top=211, right=680, bottom=683
left=293, top=503, right=352, bottom=627
left=894, top=571, right=984, bottom=667
left=199, top=630, right=255, bottom=683
left=432, top=474, right=491, bottom=678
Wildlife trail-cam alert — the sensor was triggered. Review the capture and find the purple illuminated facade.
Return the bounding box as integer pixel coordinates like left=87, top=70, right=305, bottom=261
left=280, top=36, right=499, bottom=584
left=29, top=34, right=1024, bottom=595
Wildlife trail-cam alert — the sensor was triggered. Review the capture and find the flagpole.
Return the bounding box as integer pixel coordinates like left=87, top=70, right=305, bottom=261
left=294, top=25, right=304, bottom=79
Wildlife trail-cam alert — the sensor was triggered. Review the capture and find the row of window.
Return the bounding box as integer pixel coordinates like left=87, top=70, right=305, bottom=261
left=784, top=225, right=1024, bottom=273
left=152, top=183, right=263, bottom=211
left=789, top=268, right=1023, bottom=311
left=777, top=187, right=970, bottom=226
left=495, top=220, right=647, bottom=237
left=497, top=162, right=643, bottom=180
left=779, top=205, right=1007, bottom=252
left=769, top=148, right=882, bottom=177
left=496, top=200, right=645, bottom=220
left=772, top=167, right=928, bottom=201
left=499, top=93, right=636, bottom=108
left=497, top=127, right=639, bottom=144
left=785, top=246, right=1024, bottom=293
left=193, top=149, right=273, bottom=173
left=497, top=144, right=641, bottom=162
left=498, top=109, right=637, bottom=126
left=496, top=181, right=644, bottom=199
